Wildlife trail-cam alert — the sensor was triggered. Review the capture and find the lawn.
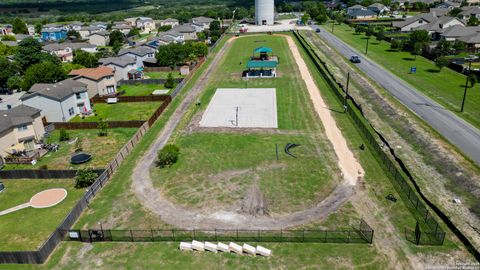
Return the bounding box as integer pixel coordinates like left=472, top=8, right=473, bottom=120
left=326, top=23, right=480, bottom=129
left=0, top=179, right=83, bottom=251
left=150, top=35, right=342, bottom=213
left=118, top=83, right=169, bottom=96
left=3, top=128, right=137, bottom=170
left=70, top=102, right=160, bottom=122
left=144, top=71, right=186, bottom=79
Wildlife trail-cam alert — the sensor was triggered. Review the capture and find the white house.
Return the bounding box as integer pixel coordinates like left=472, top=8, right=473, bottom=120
left=135, top=17, right=156, bottom=34
left=88, top=30, right=110, bottom=46
left=191, top=16, right=215, bottom=30
left=118, top=46, right=156, bottom=67
left=172, top=24, right=197, bottom=40
left=42, top=42, right=97, bottom=62
left=112, top=24, right=132, bottom=35
left=368, top=3, right=389, bottom=14
left=21, top=79, right=91, bottom=122
left=99, top=56, right=139, bottom=81
left=156, top=18, right=179, bottom=28
left=78, top=26, right=102, bottom=39
left=392, top=13, right=438, bottom=32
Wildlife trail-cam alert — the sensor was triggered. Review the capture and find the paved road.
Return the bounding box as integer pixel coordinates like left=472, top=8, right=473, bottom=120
left=312, top=26, right=480, bottom=165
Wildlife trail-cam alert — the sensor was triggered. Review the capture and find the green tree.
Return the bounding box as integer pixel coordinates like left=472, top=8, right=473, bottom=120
left=112, top=41, right=122, bottom=54
left=15, top=37, right=43, bottom=71
left=98, top=118, right=108, bottom=136
left=449, top=7, right=462, bottom=17
left=72, top=50, right=98, bottom=68
left=390, top=38, right=401, bottom=50
left=315, top=14, right=328, bottom=24
left=62, top=62, right=85, bottom=74
left=301, top=14, right=310, bottom=25
left=468, top=16, right=479, bottom=26
left=411, top=42, right=422, bottom=60
left=12, top=17, right=28, bottom=34
left=108, top=30, right=124, bottom=46
left=21, top=61, right=66, bottom=90
left=1, top=35, right=16, bottom=41
left=468, top=74, right=477, bottom=88
left=34, top=23, right=42, bottom=34
left=0, top=57, right=19, bottom=87
left=435, top=56, right=449, bottom=71
left=436, top=39, right=452, bottom=56
left=408, top=30, right=430, bottom=48
left=158, top=25, right=172, bottom=32
left=210, top=20, right=221, bottom=32
left=75, top=169, right=98, bottom=188
left=7, top=76, right=22, bottom=91
left=164, top=72, right=175, bottom=88
left=127, top=27, right=140, bottom=37
left=67, top=30, right=81, bottom=39
left=59, top=128, right=69, bottom=141
left=453, top=40, right=466, bottom=51
left=376, top=29, right=385, bottom=43
left=157, top=144, right=180, bottom=168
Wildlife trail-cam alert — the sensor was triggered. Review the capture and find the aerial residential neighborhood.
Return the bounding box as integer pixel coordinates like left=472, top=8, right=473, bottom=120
left=0, top=0, right=479, bottom=269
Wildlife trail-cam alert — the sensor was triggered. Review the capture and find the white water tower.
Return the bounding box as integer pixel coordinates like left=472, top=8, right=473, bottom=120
left=255, top=0, right=274, bottom=25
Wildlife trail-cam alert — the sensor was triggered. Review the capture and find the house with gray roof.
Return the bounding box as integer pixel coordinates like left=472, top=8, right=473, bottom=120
left=347, top=9, right=377, bottom=20
left=368, top=3, right=389, bottom=14
left=436, top=1, right=461, bottom=10
left=392, top=13, right=438, bottom=32
left=172, top=24, right=197, bottom=40
left=413, top=16, right=464, bottom=38
left=21, top=79, right=91, bottom=122
left=0, top=105, right=45, bottom=157
left=156, top=18, right=179, bottom=28
left=118, top=46, right=156, bottom=67
left=191, top=16, right=215, bottom=30
left=459, top=6, right=480, bottom=20
left=88, top=30, right=110, bottom=46
left=42, top=42, right=97, bottom=62
left=79, top=26, right=102, bottom=39
left=99, top=56, right=140, bottom=81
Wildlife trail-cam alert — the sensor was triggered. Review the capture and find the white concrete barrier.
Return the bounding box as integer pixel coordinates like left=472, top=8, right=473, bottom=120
left=242, top=243, right=256, bottom=256
left=204, top=241, right=218, bottom=253
left=179, top=242, right=192, bottom=251
left=217, top=242, right=230, bottom=253
left=256, top=245, right=272, bottom=257
left=191, top=240, right=205, bottom=251
left=229, top=242, right=243, bottom=254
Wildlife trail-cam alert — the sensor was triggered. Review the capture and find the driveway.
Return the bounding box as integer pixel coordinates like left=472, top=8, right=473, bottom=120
left=312, top=25, right=480, bottom=165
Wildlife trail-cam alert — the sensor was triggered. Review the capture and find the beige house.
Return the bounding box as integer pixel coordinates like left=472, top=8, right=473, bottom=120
left=0, top=105, right=45, bottom=158
left=88, top=30, right=110, bottom=46
left=69, top=66, right=117, bottom=97
left=156, top=18, right=179, bottom=28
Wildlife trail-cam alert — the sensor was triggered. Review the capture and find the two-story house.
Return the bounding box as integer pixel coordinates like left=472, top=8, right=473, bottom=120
left=69, top=66, right=117, bottom=97
left=21, top=79, right=91, bottom=123
left=156, top=18, right=180, bottom=28
left=43, top=42, right=97, bottom=63
left=41, top=28, right=68, bottom=41
left=0, top=105, right=45, bottom=157
left=99, top=56, right=139, bottom=81
left=191, top=16, right=215, bottom=31
left=88, top=30, right=110, bottom=46
left=118, top=46, right=156, bottom=67
left=172, top=24, right=197, bottom=40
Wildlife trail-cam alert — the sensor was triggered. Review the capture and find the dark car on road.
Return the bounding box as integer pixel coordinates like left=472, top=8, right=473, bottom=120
left=350, top=55, right=361, bottom=63
left=315, top=28, right=321, bottom=33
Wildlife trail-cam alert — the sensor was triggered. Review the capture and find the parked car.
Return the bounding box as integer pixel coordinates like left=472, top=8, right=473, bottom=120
left=350, top=55, right=361, bottom=63
left=316, top=28, right=321, bottom=33
left=0, top=88, right=13, bottom=95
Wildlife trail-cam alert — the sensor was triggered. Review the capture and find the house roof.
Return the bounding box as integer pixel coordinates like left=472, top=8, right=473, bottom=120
left=118, top=46, right=155, bottom=57
left=429, top=8, right=450, bottom=17
left=112, top=24, right=132, bottom=30
left=414, top=16, right=464, bottom=32
left=392, top=13, right=437, bottom=29
left=349, top=9, right=377, bottom=17
left=247, top=60, right=278, bottom=68
left=43, top=42, right=96, bottom=52
left=460, top=6, right=480, bottom=16
left=192, top=16, right=215, bottom=24
left=348, top=4, right=366, bottom=9
left=458, top=32, right=480, bottom=43
left=441, top=25, right=480, bottom=37
left=69, top=66, right=115, bottom=81
left=99, top=56, right=136, bottom=67
left=41, top=28, right=66, bottom=33
left=0, top=105, right=41, bottom=134
left=368, top=3, right=385, bottom=9
left=89, top=30, right=110, bottom=37
left=173, top=24, right=196, bottom=33
left=160, top=18, right=179, bottom=23
left=80, top=26, right=101, bottom=32
left=21, top=79, right=87, bottom=102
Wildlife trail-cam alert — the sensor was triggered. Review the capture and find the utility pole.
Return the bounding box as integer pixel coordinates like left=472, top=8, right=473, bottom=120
left=365, top=36, right=370, bottom=54
left=344, top=72, right=350, bottom=113
left=461, top=60, right=472, bottom=112
left=331, top=19, right=334, bottom=33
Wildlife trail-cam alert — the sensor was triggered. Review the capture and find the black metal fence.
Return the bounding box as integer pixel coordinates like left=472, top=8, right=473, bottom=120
left=64, top=219, right=373, bottom=244
left=118, top=78, right=183, bottom=86
left=294, top=31, right=446, bottom=245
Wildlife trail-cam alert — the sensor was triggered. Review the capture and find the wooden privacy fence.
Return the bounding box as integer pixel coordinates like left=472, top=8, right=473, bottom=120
left=0, top=169, right=105, bottom=179
left=45, top=120, right=145, bottom=130
left=118, top=78, right=183, bottom=86
left=91, top=95, right=170, bottom=103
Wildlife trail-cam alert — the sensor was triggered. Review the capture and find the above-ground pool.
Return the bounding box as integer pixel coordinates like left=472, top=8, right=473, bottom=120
left=70, top=152, right=92, bottom=164
left=0, top=182, right=4, bottom=192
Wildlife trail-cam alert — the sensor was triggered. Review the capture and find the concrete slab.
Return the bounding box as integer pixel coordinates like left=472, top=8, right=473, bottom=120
left=199, top=88, right=277, bottom=128
left=152, top=90, right=169, bottom=95
left=0, top=92, right=23, bottom=110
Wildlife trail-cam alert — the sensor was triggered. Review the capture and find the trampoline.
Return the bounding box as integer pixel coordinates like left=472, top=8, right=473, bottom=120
left=70, top=152, right=92, bottom=164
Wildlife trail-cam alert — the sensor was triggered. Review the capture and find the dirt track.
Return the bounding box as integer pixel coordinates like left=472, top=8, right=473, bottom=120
left=132, top=34, right=363, bottom=229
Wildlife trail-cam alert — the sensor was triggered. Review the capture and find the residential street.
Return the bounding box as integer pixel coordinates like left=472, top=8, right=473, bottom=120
left=314, top=26, right=480, bottom=165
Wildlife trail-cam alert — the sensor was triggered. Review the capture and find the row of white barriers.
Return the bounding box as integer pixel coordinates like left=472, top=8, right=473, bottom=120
left=179, top=240, right=272, bottom=257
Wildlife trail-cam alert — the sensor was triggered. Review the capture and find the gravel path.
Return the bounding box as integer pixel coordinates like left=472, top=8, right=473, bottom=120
left=132, top=35, right=361, bottom=230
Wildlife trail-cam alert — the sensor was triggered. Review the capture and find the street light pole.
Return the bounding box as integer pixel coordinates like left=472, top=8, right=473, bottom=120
left=331, top=19, right=334, bottom=33
left=365, top=36, right=370, bottom=54
left=344, top=72, right=350, bottom=113
left=461, top=60, right=472, bottom=112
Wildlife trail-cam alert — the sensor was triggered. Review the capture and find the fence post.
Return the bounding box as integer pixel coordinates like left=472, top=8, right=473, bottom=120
left=302, top=229, right=305, bottom=242
left=193, top=229, right=195, bottom=240
left=172, top=229, right=175, bottom=241
left=151, top=229, right=154, bottom=242
left=130, top=230, right=134, bottom=242
left=215, top=229, right=217, bottom=242
left=236, top=230, right=239, bottom=241
left=280, top=229, right=283, bottom=242
left=347, top=231, right=350, bottom=243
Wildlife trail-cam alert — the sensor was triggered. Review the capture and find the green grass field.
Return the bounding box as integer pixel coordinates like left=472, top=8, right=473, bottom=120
left=0, top=179, right=83, bottom=251
left=70, top=102, right=160, bottom=122
left=118, top=83, right=169, bottom=96
left=150, top=35, right=341, bottom=213
left=327, top=23, right=480, bottom=129
left=3, top=128, right=137, bottom=170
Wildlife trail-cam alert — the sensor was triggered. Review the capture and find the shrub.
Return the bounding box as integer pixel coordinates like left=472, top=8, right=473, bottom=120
left=74, top=137, right=83, bottom=152
left=98, top=118, right=108, bottom=136
left=164, top=72, right=175, bottom=88
left=39, top=164, right=48, bottom=170
left=157, top=144, right=180, bottom=168
left=59, top=128, right=69, bottom=141
left=75, top=168, right=98, bottom=188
